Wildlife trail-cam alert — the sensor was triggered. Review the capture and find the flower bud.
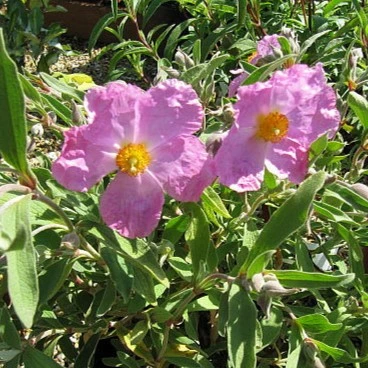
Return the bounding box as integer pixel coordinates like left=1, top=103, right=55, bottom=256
left=205, top=131, right=228, bottom=157
left=61, top=232, right=80, bottom=250
left=261, top=273, right=299, bottom=297
left=223, top=104, right=235, bottom=124
left=349, top=48, right=363, bottom=85
left=72, top=101, right=85, bottom=126
left=26, top=136, right=36, bottom=152
left=349, top=48, right=363, bottom=70
left=30, top=123, right=44, bottom=137
left=303, top=338, right=325, bottom=368
left=46, top=111, right=57, bottom=127
left=281, top=26, right=300, bottom=54
left=175, top=49, right=195, bottom=69
left=157, top=239, right=174, bottom=255
left=164, top=67, right=181, bottom=79
left=351, top=182, right=368, bottom=200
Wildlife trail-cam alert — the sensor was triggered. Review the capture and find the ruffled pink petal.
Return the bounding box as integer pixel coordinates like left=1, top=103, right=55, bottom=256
left=149, top=135, right=215, bottom=202
left=136, top=79, right=204, bottom=149
left=214, top=127, right=267, bottom=192
left=83, top=82, right=144, bottom=147
left=257, top=35, right=280, bottom=59
left=100, top=172, right=164, bottom=238
left=265, top=138, right=309, bottom=184
left=235, top=81, right=273, bottom=128
left=52, top=125, right=116, bottom=192
left=269, top=64, right=340, bottom=146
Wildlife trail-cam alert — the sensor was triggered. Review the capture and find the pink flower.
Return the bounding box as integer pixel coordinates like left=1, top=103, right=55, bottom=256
left=216, top=63, right=340, bottom=192
left=229, top=35, right=281, bottom=97
left=250, top=34, right=281, bottom=65
left=52, top=80, right=214, bottom=238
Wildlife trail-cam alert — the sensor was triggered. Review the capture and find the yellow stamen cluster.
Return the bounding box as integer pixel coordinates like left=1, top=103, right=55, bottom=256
left=256, top=111, right=289, bottom=143
left=247, top=51, right=258, bottom=63
left=116, top=143, right=151, bottom=176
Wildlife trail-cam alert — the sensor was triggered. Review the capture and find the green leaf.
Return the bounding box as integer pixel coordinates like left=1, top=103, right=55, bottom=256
left=0, top=307, right=21, bottom=350
left=311, top=338, right=368, bottom=363
left=142, top=0, right=171, bottom=28
left=100, top=247, right=133, bottom=303
left=162, top=215, right=190, bottom=245
left=243, top=55, right=297, bottom=85
left=296, top=314, right=342, bottom=334
left=38, top=258, right=75, bottom=304
left=188, top=294, right=219, bottom=312
left=165, top=357, right=201, bottom=368
left=181, top=54, right=229, bottom=86
left=96, top=279, right=116, bottom=317
left=228, top=284, right=257, bottom=368
left=314, top=201, right=357, bottom=224
left=40, top=72, right=84, bottom=103
left=243, top=171, right=326, bottom=276
left=74, top=333, right=101, bottom=368
left=201, top=186, right=231, bottom=218
left=18, top=74, right=42, bottom=104
left=297, top=30, right=330, bottom=61
left=330, top=183, right=368, bottom=211
left=41, top=94, right=72, bottom=125
left=0, top=29, right=29, bottom=175
left=260, top=306, right=283, bottom=350
left=92, top=226, right=169, bottom=288
left=347, top=91, right=368, bottom=129
left=23, top=346, right=63, bottom=368
left=88, top=12, right=126, bottom=52
left=336, top=223, right=364, bottom=284
left=164, top=19, right=195, bottom=60
left=133, top=267, right=156, bottom=304
left=236, top=0, right=246, bottom=28
left=184, top=203, right=217, bottom=278
left=266, top=270, right=355, bottom=289
left=201, top=23, right=237, bottom=61
left=2, top=194, right=39, bottom=328
left=168, top=257, right=193, bottom=282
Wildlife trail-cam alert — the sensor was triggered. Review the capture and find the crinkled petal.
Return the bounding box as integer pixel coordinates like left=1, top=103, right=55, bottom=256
left=83, top=81, right=144, bottom=147
left=265, top=138, right=309, bottom=184
left=214, top=127, right=266, bottom=192
left=257, top=34, right=280, bottom=59
left=150, top=135, right=215, bottom=201
left=235, top=82, right=273, bottom=128
left=52, top=125, right=116, bottom=192
left=269, top=63, right=340, bottom=146
left=136, top=79, right=204, bottom=149
left=100, top=172, right=164, bottom=238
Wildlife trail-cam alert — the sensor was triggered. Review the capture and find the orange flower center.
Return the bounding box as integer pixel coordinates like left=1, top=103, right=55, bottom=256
left=116, top=143, right=151, bottom=176
left=256, top=112, right=289, bottom=143
left=247, top=51, right=258, bottom=63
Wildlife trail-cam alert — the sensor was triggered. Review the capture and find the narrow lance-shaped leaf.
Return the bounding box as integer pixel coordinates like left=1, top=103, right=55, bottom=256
left=242, top=171, right=326, bottom=277
left=23, top=346, right=63, bottom=368
left=266, top=270, right=355, bottom=289
left=184, top=203, right=217, bottom=278
left=2, top=194, right=39, bottom=328
left=228, top=283, right=257, bottom=368
left=0, top=29, right=35, bottom=187
left=347, top=91, right=368, bottom=129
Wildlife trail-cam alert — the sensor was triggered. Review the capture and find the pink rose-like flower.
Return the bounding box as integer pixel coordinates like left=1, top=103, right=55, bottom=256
left=52, top=79, right=214, bottom=238
left=217, top=63, right=340, bottom=192
left=250, top=34, right=281, bottom=65
left=229, top=35, right=281, bottom=97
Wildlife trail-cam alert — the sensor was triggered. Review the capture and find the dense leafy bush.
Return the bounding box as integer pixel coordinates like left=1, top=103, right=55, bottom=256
left=1, top=1, right=368, bottom=367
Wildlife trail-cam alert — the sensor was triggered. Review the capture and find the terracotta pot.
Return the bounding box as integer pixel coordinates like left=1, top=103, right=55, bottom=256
left=45, top=0, right=184, bottom=44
